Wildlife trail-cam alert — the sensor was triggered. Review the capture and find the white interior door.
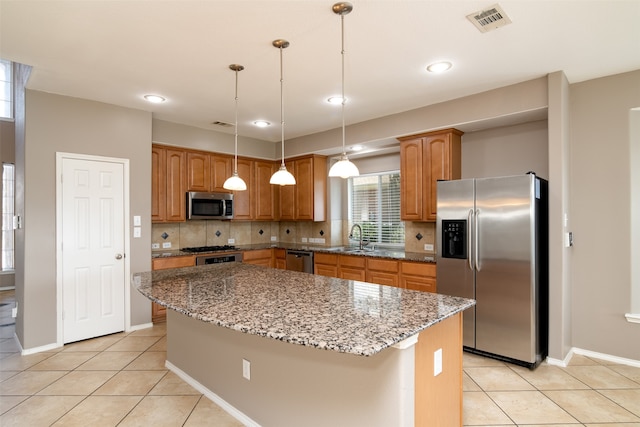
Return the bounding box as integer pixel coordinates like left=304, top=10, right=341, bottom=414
left=62, top=157, right=125, bottom=343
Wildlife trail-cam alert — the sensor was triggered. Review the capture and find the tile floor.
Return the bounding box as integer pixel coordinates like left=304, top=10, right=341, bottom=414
left=1, top=289, right=639, bottom=426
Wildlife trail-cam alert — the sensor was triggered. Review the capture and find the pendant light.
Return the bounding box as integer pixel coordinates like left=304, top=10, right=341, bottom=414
left=328, top=2, right=360, bottom=179
left=223, top=64, right=248, bottom=191
left=270, top=39, right=296, bottom=186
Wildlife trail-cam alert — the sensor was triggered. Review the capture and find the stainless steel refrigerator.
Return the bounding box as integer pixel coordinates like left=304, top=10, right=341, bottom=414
left=436, top=174, right=548, bottom=368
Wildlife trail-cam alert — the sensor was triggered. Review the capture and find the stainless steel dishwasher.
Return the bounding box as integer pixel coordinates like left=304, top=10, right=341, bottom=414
left=285, top=250, right=314, bottom=273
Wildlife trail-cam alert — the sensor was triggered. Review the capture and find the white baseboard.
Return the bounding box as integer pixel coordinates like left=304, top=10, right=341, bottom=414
left=625, top=313, right=640, bottom=324
left=19, top=334, right=62, bottom=355
left=127, top=322, right=153, bottom=332
left=165, top=360, right=261, bottom=427
left=546, top=347, right=640, bottom=368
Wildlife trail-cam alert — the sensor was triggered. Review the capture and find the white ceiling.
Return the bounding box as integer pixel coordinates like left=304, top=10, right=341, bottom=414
left=1, top=0, right=639, bottom=147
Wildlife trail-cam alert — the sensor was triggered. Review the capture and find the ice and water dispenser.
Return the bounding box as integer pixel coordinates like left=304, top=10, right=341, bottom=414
left=441, top=220, right=467, bottom=259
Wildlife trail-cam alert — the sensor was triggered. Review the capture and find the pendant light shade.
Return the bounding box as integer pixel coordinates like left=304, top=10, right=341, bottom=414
left=270, top=39, right=296, bottom=186
left=328, top=2, right=359, bottom=179
left=223, top=64, right=248, bottom=191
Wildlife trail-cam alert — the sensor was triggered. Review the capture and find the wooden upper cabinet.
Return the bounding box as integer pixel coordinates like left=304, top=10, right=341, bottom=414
left=152, top=145, right=186, bottom=223
left=186, top=151, right=210, bottom=192
left=399, top=138, right=423, bottom=221
left=232, top=158, right=254, bottom=220
left=278, top=155, right=327, bottom=221
left=398, top=128, right=462, bottom=222
left=254, top=160, right=276, bottom=220
left=151, top=146, right=166, bottom=222
left=211, top=154, right=232, bottom=193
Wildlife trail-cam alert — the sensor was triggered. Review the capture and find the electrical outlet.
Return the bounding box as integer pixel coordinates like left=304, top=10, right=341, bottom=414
left=271, top=236, right=277, bottom=242
left=301, top=237, right=308, bottom=243
left=424, top=243, right=434, bottom=251
left=162, top=242, right=171, bottom=249
left=12, top=306, right=17, bottom=318
left=228, top=238, right=235, bottom=244
left=152, top=243, right=160, bottom=249
left=242, top=358, right=251, bottom=380
left=434, top=348, right=443, bottom=376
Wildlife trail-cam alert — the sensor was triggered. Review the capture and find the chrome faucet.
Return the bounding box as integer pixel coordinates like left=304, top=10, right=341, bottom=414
left=349, top=223, right=366, bottom=250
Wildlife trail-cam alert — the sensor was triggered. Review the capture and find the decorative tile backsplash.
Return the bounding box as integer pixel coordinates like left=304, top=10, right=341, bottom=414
left=151, top=219, right=435, bottom=253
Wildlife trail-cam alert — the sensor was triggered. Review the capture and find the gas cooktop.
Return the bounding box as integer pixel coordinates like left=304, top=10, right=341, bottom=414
left=181, top=245, right=238, bottom=253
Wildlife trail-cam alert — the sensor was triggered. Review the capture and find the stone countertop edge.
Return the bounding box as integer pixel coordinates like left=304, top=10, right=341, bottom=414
left=133, top=263, right=474, bottom=357
left=152, top=243, right=436, bottom=263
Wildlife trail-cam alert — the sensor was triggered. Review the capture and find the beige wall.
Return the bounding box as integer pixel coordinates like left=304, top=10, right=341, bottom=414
left=569, top=70, right=640, bottom=359
left=18, top=90, right=152, bottom=350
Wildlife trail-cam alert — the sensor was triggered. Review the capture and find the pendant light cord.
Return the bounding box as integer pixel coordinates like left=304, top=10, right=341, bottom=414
left=234, top=68, right=239, bottom=174
left=279, top=45, right=286, bottom=168
left=341, top=13, right=347, bottom=157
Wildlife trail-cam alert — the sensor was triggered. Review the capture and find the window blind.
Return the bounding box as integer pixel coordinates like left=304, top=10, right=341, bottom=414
left=348, top=172, right=404, bottom=245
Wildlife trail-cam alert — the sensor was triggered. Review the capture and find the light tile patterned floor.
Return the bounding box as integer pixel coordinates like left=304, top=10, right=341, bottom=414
left=1, top=290, right=639, bottom=426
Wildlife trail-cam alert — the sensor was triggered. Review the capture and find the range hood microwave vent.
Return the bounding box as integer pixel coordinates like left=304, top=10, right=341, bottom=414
left=466, top=4, right=512, bottom=33
left=211, top=121, right=233, bottom=127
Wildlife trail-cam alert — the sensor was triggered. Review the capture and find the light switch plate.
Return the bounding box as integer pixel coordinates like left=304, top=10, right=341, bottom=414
left=162, top=242, right=171, bottom=249
left=228, top=238, right=235, bottom=244
left=133, top=227, right=141, bottom=238
left=424, top=243, right=434, bottom=251
left=271, top=236, right=277, bottom=242
left=133, top=215, right=141, bottom=226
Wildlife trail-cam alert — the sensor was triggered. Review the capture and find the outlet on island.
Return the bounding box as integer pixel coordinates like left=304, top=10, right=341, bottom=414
left=242, top=358, right=251, bottom=380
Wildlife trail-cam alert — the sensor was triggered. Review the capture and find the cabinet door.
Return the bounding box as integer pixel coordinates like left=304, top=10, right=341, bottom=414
left=295, top=157, right=314, bottom=220
left=338, top=255, right=366, bottom=280
left=165, top=149, right=186, bottom=222
left=274, top=248, right=287, bottom=270
left=151, top=146, right=166, bottom=222
left=402, top=276, right=437, bottom=293
left=254, top=160, right=276, bottom=220
left=233, top=159, right=253, bottom=220
left=400, top=262, right=437, bottom=293
left=211, top=154, right=232, bottom=193
left=187, top=151, right=210, bottom=192
left=423, top=130, right=462, bottom=221
left=400, top=139, right=423, bottom=221
left=279, top=178, right=295, bottom=220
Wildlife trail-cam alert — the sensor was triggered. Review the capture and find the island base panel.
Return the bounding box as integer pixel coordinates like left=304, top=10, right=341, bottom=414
left=167, top=310, right=416, bottom=427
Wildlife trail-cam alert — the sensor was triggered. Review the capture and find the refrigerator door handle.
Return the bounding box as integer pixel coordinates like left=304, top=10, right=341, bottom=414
left=467, top=209, right=474, bottom=271
left=475, top=209, right=481, bottom=272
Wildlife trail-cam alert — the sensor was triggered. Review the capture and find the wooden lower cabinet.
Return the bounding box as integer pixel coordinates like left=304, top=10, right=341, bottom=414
left=366, top=258, right=399, bottom=287
left=315, top=252, right=436, bottom=292
left=338, top=255, right=366, bottom=281
left=242, top=248, right=273, bottom=268
left=400, top=261, right=437, bottom=293
left=151, top=255, right=196, bottom=322
left=274, top=248, right=286, bottom=270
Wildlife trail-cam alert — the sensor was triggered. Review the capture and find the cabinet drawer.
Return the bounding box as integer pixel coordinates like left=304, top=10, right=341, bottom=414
left=315, top=253, right=338, bottom=265
left=401, top=261, right=436, bottom=278
left=339, top=255, right=366, bottom=269
left=152, top=255, right=195, bottom=270
left=367, top=258, right=399, bottom=273
left=242, top=249, right=273, bottom=261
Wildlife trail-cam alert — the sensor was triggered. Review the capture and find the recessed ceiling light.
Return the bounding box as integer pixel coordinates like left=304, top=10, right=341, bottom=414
left=144, top=94, right=166, bottom=103
left=327, top=96, right=346, bottom=105
left=426, top=61, right=453, bottom=73
left=253, top=120, right=271, bottom=128
left=351, top=145, right=364, bottom=151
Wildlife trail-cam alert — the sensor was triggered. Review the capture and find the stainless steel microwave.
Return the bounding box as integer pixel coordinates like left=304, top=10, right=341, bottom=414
left=187, top=192, right=233, bottom=220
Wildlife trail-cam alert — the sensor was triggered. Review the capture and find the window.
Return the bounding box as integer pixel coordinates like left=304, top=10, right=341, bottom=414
left=0, top=59, right=12, bottom=119
left=2, top=163, right=15, bottom=270
left=348, top=172, right=404, bottom=246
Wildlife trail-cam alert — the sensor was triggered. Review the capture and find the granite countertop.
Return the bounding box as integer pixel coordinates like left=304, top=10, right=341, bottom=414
left=133, top=263, right=474, bottom=356
left=152, top=243, right=436, bottom=263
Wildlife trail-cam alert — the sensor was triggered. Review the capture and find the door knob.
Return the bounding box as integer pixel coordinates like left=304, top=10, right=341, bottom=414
left=115, top=254, right=123, bottom=260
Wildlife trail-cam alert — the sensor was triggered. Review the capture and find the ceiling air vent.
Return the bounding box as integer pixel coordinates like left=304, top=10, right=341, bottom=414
left=466, top=4, right=512, bottom=33
left=211, top=121, right=233, bottom=128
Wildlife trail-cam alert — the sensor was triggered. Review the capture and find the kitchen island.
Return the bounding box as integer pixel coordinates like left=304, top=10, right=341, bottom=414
left=134, top=262, right=474, bottom=427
